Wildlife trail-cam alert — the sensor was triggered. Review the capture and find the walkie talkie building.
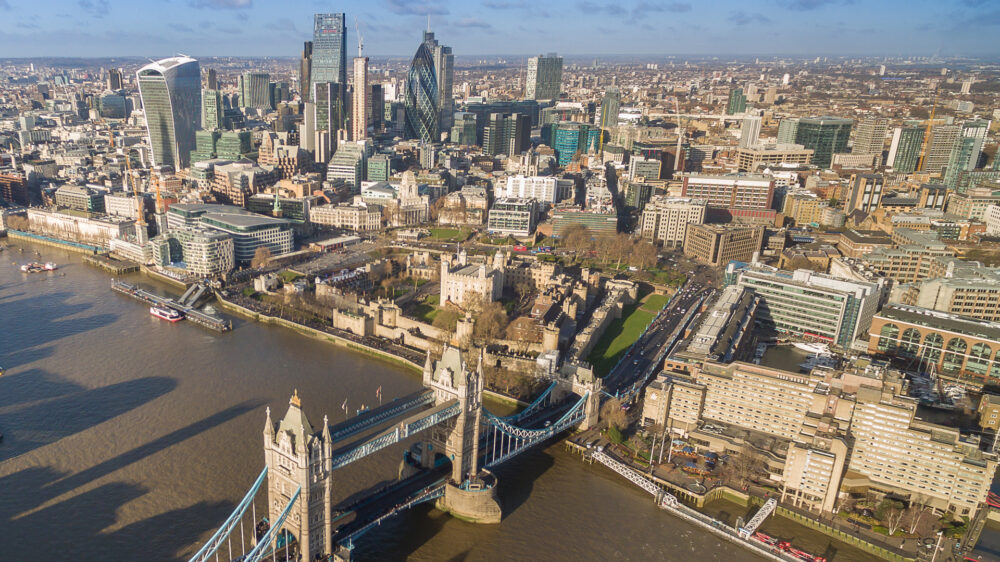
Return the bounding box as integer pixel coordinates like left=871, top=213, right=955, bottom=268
left=137, top=56, right=201, bottom=170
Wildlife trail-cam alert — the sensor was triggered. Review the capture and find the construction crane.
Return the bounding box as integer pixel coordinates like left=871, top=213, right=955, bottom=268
left=916, top=86, right=939, bottom=173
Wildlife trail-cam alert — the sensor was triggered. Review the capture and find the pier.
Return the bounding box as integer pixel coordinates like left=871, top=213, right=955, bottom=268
left=111, top=279, right=232, bottom=332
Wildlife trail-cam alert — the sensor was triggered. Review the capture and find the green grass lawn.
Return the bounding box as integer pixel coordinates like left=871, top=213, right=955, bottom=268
left=428, top=228, right=470, bottom=242
left=278, top=270, right=304, bottom=283
left=587, top=294, right=662, bottom=377
left=411, top=294, right=441, bottom=324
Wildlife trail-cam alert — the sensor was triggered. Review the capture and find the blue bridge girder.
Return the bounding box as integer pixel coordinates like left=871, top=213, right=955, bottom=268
left=243, top=485, right=301, bottom=562
left=187, top=466, right=268, bottom=562
left=329, top=399, right=461, bottom=470
left=482, top=393, right=588, bottom=469
left=327, top=390, right=435, bottom=444
left=489, top=381, right=556, bottom=424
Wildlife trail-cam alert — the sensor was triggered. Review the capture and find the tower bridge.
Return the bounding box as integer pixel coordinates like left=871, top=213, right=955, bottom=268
left=190, top=345, right=599, bottom=562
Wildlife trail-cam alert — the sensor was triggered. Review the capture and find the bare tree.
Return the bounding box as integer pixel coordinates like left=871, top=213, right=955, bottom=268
left=251, top=246, right=272, bottom=268
left=473, top=301, right=509, bottom=341
left=630, top=240, right=658, bottom=270
left=600, top=397, right=627, bottom=430
left=884, top=506, right=905, bottom=536
left=723, top=445, right=766, bottom=490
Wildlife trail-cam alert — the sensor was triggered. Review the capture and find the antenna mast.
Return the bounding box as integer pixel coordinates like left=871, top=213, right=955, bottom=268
left=355, top=19, right=363, bottom=58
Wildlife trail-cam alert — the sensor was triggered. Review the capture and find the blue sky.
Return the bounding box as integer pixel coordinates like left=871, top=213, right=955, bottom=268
left=0, top=0, right=997, bottom=58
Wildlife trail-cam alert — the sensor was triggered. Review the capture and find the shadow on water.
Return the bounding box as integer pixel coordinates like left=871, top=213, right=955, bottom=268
left=0, top=403, right=260, bottom=560
left=0, top=291, right=119, bottom=370
left=492, top=447, right=557, bottom=518
left=0, top=464, right=231, bottom=561
left=0, top=375, right=177, bottom=462
left=0, top=366, right=82, bottom=409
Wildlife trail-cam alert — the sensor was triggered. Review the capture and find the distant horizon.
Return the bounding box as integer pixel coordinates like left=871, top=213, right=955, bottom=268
left=0, top=0, right=997, bottom=59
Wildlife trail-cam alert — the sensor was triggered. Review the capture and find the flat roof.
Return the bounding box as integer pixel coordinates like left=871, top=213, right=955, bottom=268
left=877, top=304, right=1000, bottom=342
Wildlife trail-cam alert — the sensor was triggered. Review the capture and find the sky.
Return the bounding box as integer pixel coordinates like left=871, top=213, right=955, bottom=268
left=0, top=0, right=997, bottom=59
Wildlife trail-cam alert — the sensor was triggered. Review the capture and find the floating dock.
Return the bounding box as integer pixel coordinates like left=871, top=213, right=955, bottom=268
left=111, top=280, right=232, bottom=332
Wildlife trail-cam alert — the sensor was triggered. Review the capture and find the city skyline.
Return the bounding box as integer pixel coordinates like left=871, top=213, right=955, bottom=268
left=1, top=0, right=998, bottom=58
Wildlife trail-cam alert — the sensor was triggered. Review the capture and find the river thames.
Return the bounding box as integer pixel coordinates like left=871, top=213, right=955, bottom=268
left=2, top=239, right=992, bottom=561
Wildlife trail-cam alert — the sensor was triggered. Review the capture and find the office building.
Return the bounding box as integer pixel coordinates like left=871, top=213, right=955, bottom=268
left=735, top=144, right=813, bottom=171
left=314, top=81, right=345, bottom=138
left=450, top=112, right=477, bottom=146
left=849, top=387, right=997, bottom=517
left=367, top=154, right=390, bottom=182
left=725, top=88, right=746, bottom=115
left=597, top=87, right=620, bottom=129
left=844, top=173, right=884, bottom=215
left=639, top=196, right=708, bottom=247
left=483, top=112, right=530, bottom=157
left=404, top=39, right=439, bottom=143
left=150, top=228, right=235, bottom=277
left=776, top=118, right=799, bottom=144
left=352, top=56, right=369, bottom=141
left=680, top=173, right=774, bottom=210
left=205, top=68, right=217, bottom=90
left=782, top=193, right=828, bottom=226
left=738, top=115, right=761, bottom=148
left=683, top=223, right=764, bottom=267
left=238, top=72, right=271, bottom=111
left=423, top=31, right=454, bottom=130
left=202, top=89, right=222, bottom=130
left=327, top=142, right=366, bottom=192
left=794, top=116, right=852, bottom=169
left=310, top=203, right=382, bottom=231
left=985, top=205, right=1000, bottom=236
left=525, top=54, right=562, bottom=101
left=487, top=198, right=538, bottom=237
left=852, top=116, right=889, bottom=157
left=311, top=14, right=346, bottom=97
left=892, top=270, right=1000, bottom=322
left=549, top=121, right=598, bottom=166
left=922, top=125, right=961, bottom=176
left=500, top=175, right=573, bottom=204
left=629, top=156, right=662, bottom=181
left=137, top=56, right=201, bottom=170
left=551, top=206, right=618, bottom=237
left=886, top=126, right=924, bottom=173
left=210, top=160, right=277, bottom=207
left=946, top=187, right=1000, bottom=220
left=300, top=41, right=313, bottom=101
left=165, top=203, right=292, bottom=263
left=107, top=68, right=123, bottom=90
left=55, top=185, right=105, bottom=213
left=730, top=264, right=882, bottom=348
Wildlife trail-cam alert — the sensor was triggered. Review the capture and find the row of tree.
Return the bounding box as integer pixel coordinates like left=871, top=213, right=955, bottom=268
left=560, top=224, right=658, bottom=270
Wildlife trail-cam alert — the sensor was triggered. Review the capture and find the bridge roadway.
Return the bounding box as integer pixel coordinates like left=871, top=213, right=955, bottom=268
left=325, top=390, right=434, bottom=444
left=603, top=282, right=712, bottom=397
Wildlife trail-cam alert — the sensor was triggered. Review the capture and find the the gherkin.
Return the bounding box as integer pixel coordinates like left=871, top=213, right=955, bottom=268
left=404, top=42, right=439, bottom=143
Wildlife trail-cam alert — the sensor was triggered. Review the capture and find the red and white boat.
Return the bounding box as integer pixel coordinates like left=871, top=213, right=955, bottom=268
left=150, top=306, right=184, bottom=322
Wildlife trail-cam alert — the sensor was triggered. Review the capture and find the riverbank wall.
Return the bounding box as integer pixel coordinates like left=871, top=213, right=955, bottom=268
left=5, top=230, right=105, bottom=254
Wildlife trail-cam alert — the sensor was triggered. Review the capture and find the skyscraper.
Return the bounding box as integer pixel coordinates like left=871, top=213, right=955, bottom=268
left=598, top=87, right=620, bottom=130
left=483, top=112, right=530, bottom=157
left=726, top=88, right=747, bottom=115
left=311, top=14, right=346, bottom=103
left=853, top=116, right=889, bottom=157
left=202, top=89, right=222, bottom=130
left=404, top=40, right=439, bottom=143
left=887, top=126, right=924, bottom=173
left=300, top=41, right=313, bottom=102
left=352, top=56, right=369, bottom=141
left=313, top=81, right=344, bottom=136
left=107, top=68, right=123, bottom=90
left=795, top=116, right=852, bottom=169
left=921, top=125, right=962, bottom=176
left=369, top=83, right=384, bottom=133
left=526, top=54, right=562, bottom=101
left=137, top=56, right=201, bottom=170
left=739, top=115, right=762, bottom=149
left=206, top=68, right=218, bottom=90
left=239, top=72, right=271, bottom=111
left=776, top=118, right=799, bottom=144
left=423, top=31, right=454, bottom=131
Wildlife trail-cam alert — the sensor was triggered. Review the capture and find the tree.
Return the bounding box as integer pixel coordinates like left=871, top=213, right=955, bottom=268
left=723, top=445, right=766, bottom=490
left=904, top=503, right=934, bottom=536
left=514, top=279, right=536, bottom=314
left=473, top=301, right=509, bottom=341
left=251, top=246, right=272, bottom=268
left=630, top=240, right=658, bottom=270
left=433, top=308, right=461, bottom=333
left=877, top=499, right=905, bottom=535
left=600, top=397, right=627, bottom=431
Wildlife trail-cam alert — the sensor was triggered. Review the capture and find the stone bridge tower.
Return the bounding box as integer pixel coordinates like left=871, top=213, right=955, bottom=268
left=422, top=346, right=502, bottom=523
left=263, top=391, right=333, bottom=560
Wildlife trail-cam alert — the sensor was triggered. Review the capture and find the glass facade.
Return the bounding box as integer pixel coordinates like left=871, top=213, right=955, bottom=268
left=404, top=42, right=439, bottom=143
left=202, top=89, right=222, bottom=130
left=526, top=54, right=562, bottom=101
left=311, top=13, right=346, bottom=94
left=137, top=56, right=201, bottom=170
left=795, top=116, right=852, bottom=169
left=888, top=126, right=924, bottom=173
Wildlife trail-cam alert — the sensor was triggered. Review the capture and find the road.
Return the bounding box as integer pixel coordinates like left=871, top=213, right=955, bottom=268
left=603, top=282, right=714, bottom=397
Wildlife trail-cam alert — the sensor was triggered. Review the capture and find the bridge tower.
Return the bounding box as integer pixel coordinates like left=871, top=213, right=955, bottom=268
left=263, top=391, right=333, bottom=560
left=422, top=346, right=502, bottom=523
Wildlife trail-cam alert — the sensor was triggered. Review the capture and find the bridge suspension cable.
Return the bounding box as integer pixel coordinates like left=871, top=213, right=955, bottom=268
left=244, top=485, right=301, bottom=562
left=188, top=466, right=268, bottom=562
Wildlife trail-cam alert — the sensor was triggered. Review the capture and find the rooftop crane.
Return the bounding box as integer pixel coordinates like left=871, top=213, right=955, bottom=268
left=125, top=156, right=146, bottom=227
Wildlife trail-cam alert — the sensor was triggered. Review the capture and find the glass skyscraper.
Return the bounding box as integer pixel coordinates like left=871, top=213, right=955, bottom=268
left=137, top=56, right=201, bottom=170
left=311, top=14, right=346, bottom=95
left=239, top=72, right=271, bottom=111
left=526, top=54, right=562, bottom=101
left=795, top=116, right=852, bottom=169
left=887, top=126, right=924, bottom=173
left=404, top=41, right=439, bottom=143
left=202, top=89, right=222, bottom=130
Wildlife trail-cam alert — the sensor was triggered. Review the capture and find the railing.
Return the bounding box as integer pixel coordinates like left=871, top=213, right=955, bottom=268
left=739, top=497, right=776, bottom=538
left=328, top=390, right=435, bottom=443
left=329, top=400, right=461, bottom=470
left=591, top=450, right=676, bottom=505
left=187, top=467, right=268, bottom=562
left=483, top=393, right=588, bottom=468
left=339, top=482, right=446, bottom=548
